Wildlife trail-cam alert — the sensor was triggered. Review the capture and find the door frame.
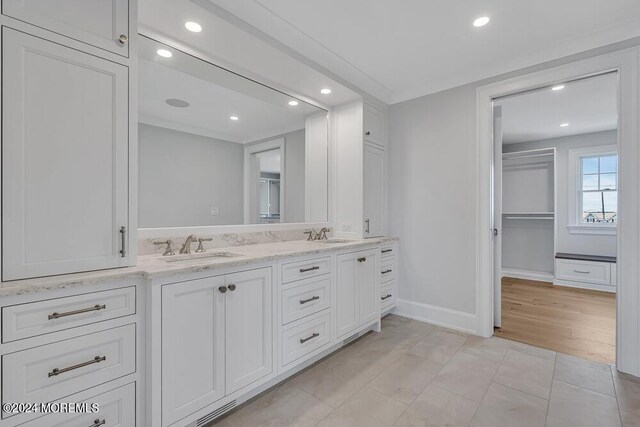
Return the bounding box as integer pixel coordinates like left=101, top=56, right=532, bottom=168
left=476, top=48, right=639, bottom=376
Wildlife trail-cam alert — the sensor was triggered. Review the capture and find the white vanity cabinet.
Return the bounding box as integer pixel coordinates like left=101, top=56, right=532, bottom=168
left=364, top=103, right=385, bottom=148
left=335, top=248, right=380, bottom=340
left=2, top=0, right=130, bottom=56
left=161, top=267, right=273, bottom=427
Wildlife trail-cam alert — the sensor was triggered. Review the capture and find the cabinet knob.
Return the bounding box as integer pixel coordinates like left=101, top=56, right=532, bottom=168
left=357, top=257, right=367, bottom=263
left=228, top=284, right=237, bottom=292
left=218, top=286, right=227, bottom=293
left=365, top=131, right=371, bottom=136
left=117, top=34, right=129, bottom=45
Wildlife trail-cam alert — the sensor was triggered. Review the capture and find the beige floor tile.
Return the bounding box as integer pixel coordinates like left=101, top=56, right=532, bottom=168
left=621, top=410, right=640, bottom=427
left=222, top=386, right=332, bottom=427
left=393, top=384, right=479, bottom=427
left=554, top=353, right=615, bottom=397
left=460, top=336, right=511, bottom=363
left=470, top=382, right=548, bottom=427
left=408, top=330, right=468, bottom=364
left=368, top=353, right=444, bottom=404
left=506, top=340, right=557, bottom=361
left=352, top=329, right=420, bottom=367
left=382, top=314, right=436, bottom=338
left=431, top=351, right=500, bottom=402
left=546, top=380, right=621, bottom=427
left=612, top=368, right=640, bottom=426
left=316, top=388, right=407, bottom=427
left=214, top=387, right=281, bottom=426
left=493, top=349, right=554, bottom=399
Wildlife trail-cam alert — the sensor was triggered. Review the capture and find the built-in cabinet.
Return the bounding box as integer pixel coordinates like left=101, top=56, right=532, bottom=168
left=1, top=1, right=135, bottom=282
left=364, top=143, right=385, bottom=237
left=161, top=268, right=272, bottom=427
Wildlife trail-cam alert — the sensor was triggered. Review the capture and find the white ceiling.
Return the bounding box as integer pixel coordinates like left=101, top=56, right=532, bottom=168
left=498, top=73, right=618, bottom=144
left=195, top=0, right=640, bottom=104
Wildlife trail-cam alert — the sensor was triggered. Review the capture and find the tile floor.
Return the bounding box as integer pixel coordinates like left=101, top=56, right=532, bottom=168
left=213, top=315, right=640, bottom=427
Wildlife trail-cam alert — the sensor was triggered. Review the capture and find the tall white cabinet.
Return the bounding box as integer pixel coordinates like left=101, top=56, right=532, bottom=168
left=1, top=3, right=136, bottom=281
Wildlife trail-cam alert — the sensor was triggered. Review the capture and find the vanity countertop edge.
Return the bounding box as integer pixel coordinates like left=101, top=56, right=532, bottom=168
left=0, top=237, right=398, bottom=298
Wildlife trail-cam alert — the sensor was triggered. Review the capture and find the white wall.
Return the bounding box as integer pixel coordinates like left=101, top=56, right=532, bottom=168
left=504, top=130, right=618, bottom=258
left=284, top=129, right=306, bottom=222
left=138, top=123, right=244, bottom=227
left=388, top=39, right=639, bottom=324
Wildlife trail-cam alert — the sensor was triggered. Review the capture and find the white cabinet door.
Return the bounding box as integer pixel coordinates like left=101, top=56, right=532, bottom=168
left=336, top=253, right=359, bottom=339
left=3, top=0, right=130, bottom=56
left=358, top=250, right=379, bottom=325
left=363, top=104, right=384, bottom=147
left=225, top=268, right=273, bottom=394
left=364, top=143, right=385, bottom=237
left=162, top=277, right=226, bottom=427
left=2, top=28, right=129, bottom=281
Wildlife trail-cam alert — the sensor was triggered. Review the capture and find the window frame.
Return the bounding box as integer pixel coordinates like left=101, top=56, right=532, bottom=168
left=567, top=144, right=617, bottom=235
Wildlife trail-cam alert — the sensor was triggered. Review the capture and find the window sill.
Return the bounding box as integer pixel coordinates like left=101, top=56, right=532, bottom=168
left=567, top=224, right=617, bottom=235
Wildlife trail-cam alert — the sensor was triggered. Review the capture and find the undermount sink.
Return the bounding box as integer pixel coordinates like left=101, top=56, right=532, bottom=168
left=162, top=252, right=242, bottom=263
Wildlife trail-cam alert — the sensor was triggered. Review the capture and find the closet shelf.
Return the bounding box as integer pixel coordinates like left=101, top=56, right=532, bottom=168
left=502, top=212, right=554, bottom=220
left=502, top=212, right=554, bottom=216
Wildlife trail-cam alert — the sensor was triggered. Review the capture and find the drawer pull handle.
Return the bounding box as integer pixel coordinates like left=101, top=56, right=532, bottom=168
left=381, top=294, right=393, bottom=300
left=300, top=296, right=320, bottom=305
left=300, top=332, right=320, bottom=344
left=382, top=269, right=393, bottom=274
left=49, top=356, right=106, bottom=377
left=48, top=304, right=107, bottom=320
left=300, top=266, right=320, bottom=273
left=573, top=269, right=591, bottom=274
left=357, top=257, right=367, bottom=263
left=89, top=419, right=106, bottom=427
left=381, top=249, right=392, bottom=253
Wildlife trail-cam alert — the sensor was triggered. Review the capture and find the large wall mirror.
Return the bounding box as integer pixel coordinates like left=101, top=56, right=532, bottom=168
left=138, top=36, right=329, bottom=229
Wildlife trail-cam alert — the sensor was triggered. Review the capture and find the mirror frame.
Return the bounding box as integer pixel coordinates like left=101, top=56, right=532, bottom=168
left=136, top=31, right=333, bottom=238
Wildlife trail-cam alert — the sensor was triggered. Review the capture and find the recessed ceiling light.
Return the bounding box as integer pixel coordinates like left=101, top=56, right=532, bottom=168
left=320, top=88, right=332, bottom=95
left=185, top=21, right=202, bottom=33
left=552, top=85, right=566, bottom=91
left=473, top=16, right=490, bottom=27
left=288, top=100, right=299, bottom=106
left=165, top=98, right=190, bottom=108
left=157, top=49, right=172, bottom=58
left=230, top=116, right=239, bottom=121
left=560, top=123, right=570, bottom=127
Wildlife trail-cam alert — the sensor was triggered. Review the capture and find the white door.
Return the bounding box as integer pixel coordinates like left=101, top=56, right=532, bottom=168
left=336, top=253, right=359, bottom=339
left=3, top=0, right=130, bottom=56
left=358, top=250, right=379, bottom=325
left=225, top=268, right=273, bottom=394
left=493, top=106, right=503, bottom=327
left=364, top=143, right=385, bottom=237
left=2, top=28, right=129, bottom=281
left=162, top=277, right=226, bottom=427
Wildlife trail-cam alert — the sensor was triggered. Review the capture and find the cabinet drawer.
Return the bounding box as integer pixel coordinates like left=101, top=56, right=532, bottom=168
left=281, top=313, right=331, bottom=366
left=2, top=324, right=135, bottom=412
left=281, top=256, right=331, bottom=283
left=282, top=277, right=331, bottom=325
left=380, top=244, right=396, bottom=258
left=380, top=259, right=396, bottom=284
left=381, top=282, right=396, bottom=311
left=2, top=286, right=136, bottom=342
left=20, top=382, right=135, bottom=426
left=555, top=259, right=611, bottom=285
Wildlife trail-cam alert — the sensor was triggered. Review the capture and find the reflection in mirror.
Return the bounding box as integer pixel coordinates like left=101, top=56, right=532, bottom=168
left=138, top=36, right=329, bottom=228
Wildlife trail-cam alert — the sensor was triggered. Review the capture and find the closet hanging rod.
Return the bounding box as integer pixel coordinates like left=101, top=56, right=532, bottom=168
left=504, top=216, right=554, bottom=220
left=502, top=152, right=554, bottom=160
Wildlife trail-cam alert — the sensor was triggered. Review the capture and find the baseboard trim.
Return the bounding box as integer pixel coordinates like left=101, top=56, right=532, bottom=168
left=502, top=268, right=554, bottom=283
left=553, top=279, right=616, bottom=293
left=395, top=299, right=477, bottom=334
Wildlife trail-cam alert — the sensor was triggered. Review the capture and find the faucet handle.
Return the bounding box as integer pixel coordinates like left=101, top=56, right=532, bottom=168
left=153, top=240, right=176, bottom=256
left=303, top=230, right=316, bottom=241
left=195, top=237, right=213, bottom=253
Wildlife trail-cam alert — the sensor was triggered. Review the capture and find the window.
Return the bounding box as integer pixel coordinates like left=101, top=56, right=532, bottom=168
left=567, top=145, right=617, bottom=235
left=580, top=154, right=617, bottom=224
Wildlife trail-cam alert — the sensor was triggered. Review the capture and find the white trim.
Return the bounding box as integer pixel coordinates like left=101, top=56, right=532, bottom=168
left=553, top=279, right=617, bottom=293
left=502, top=268, right=555, bottom=283
left=476, top=48, right=639, bottom=376
left=394, top=299, right=477, bottom=334
left=243, top=138, right=286, bottom=224
left=567, top=144, right=618, bottom=230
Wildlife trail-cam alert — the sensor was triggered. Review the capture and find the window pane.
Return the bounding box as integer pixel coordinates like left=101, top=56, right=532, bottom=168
left=582, top=157, right=598, bottom=174
left=582, top=174, right=598, bottom=191
left=600, top=155, right=617, bottom=173
left=600, top=173, right=617, bottom=190
left=582, top=191, right=617, bottom=223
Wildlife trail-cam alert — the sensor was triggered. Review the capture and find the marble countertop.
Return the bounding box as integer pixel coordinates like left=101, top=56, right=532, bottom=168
left=0, top=237, right=398, bottom=298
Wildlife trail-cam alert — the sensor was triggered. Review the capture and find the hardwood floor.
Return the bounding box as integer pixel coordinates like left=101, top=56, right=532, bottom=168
left=495, top=277, right=616, bottom=364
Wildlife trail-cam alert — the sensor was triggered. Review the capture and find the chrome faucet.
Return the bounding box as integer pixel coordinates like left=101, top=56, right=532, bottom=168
left=316, top=227, right=330, bottom=240
left=304, top=230, right=316, bottom=241
left=179, top=235, right=199, bottom=254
